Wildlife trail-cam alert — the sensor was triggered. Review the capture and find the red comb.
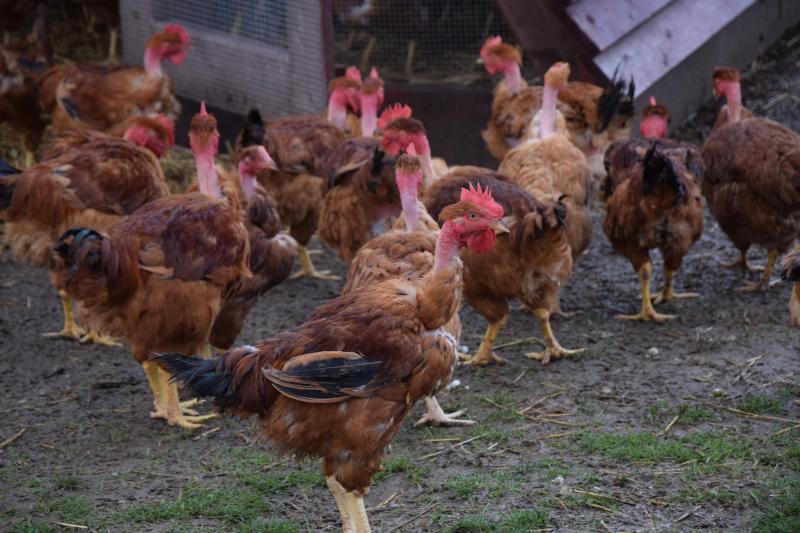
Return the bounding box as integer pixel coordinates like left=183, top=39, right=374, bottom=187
left=345, top=66, right=362, bottom=83
left=404, top=143, right=417, bottom=156
left=649, top=96, right=657, bottom=107
left=200, top=101, right=207, bottom=116
left=480, top=36, right=503, bottom=56
left=378, top=103, right=412, bottom=130
left=369, top=67, right=380, bottom=80
left=460, top=182, right=504, bottom=218
left=163, top=24, right=190, bottom=44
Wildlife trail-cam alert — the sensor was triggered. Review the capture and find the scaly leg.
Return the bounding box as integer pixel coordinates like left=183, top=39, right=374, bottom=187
left=107, top=28, right=118, bottom=62
left=526, top=308, right=584, bottom=364
left=343, top=489, right=371, bottom=533
left=616, top=262, right=675, bottom=322
left=43, top=290, right=85, bottom=340
left=414, top=396, right=476, bottom=427
left=719, top=250, right=763, bottom=272
left=143, top=360, right=167, bottom=417
left=326, top=476, right=356, bottom=533
left=156, top=367, right=217, bottom=429
left=737, top=250, right=777, bottom=292
left=79, top=330, right=121, bottom=347
left=200, top=343, right=213, bottom=359
left=462, top=316, right=508, bottom=366
left=290, top=246, right=340, bottom=281
left=652, top=268, right=698, bottom=304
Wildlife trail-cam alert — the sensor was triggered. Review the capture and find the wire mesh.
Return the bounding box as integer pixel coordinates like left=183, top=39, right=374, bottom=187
left=120, top=0, right=327, bottom=118
left=332, top=0, right=529, bottom=84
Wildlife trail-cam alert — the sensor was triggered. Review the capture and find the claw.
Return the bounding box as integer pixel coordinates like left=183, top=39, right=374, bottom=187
left=463, top=351, right=506, bottom=366
left=616, top=310, right=675, bottom=322
left=526, top=346, right=584, bottom=365
left=42, top=325, right=85, bottom=340
left=415, top=397, right=477, bottom=427
left=736, top=280, right=768, bottom=292
left=652, top=289, right=698, bottom=304
left=79, top=330, right=122, bottom=347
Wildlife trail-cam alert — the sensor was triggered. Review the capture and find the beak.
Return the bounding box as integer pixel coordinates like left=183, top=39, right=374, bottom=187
left=266, top=157, right=279, bottom=171
left=475, top=57, right=484, bottom=65
left=489, top=219, right=510, bottom=235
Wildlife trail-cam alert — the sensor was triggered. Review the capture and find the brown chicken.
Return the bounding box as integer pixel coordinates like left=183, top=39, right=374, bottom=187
left=780, top=247, right=800, bottom=328
left=498, top=62, right=593, bottom=264
left=710, top=67, right=753, bottom=132
left=0, top=121, right=170, bottom=343
left=157, top=188, right=507, bottom=531
left=317, top=138, right=399, bottom=263
left=40, top=24, right=189, bottom=136
left=234, top=109, right=346, bottom=280
left=702, top=70, right=800, bottom=291
left=50, top=108, right=251, bottom=429
left=326, top=66, right=362, bottom=138
left=356, top=67, right=384, bottom=138
left=479, top=36, right=635, bottom=184
left=604, top=98, right=704, bottom=321
left=209, top=145, right=297, bottom=350
left=0, top=10, right=52, bottom=165
left=341, top=145, right=474, bottom=427
left=378, top=104, right=448, bottom=188
left=425, top=169, right=577, bottom=365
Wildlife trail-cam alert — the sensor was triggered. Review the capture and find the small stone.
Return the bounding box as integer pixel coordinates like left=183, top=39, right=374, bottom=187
left=601, top=386, right=612, bottom=395
left=712, top=387, right=727, bottom=397
left=445, top=379, right=461, bottom=391
left=646, top=347, right=660, bottom=356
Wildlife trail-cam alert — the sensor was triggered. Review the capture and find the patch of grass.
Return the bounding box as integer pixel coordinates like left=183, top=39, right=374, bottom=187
left=53, top=473, right=81, bottom=491
left=501, top=508, right=549, bottom=530
left=374, top=453, right=431, bottom=484
left=239, top=518, right=301, bottom=533
left=751, top=476, right=800, bottom=532
left=240, top=468, right=324, bottom=496
left=32, top=494, right=95, bottom=524
left=443, top=471, right=518, bottom=501
left=736, top=394, right=785, bottom=415
left=674, top=486, right=740, bottom=506
left=644, top=401, right=715, bottom=426
left=11, top=521, right=58, bottom=533
left=115, top=482, right=268, bottom=526
left=446, top=515, right=494, bottom=533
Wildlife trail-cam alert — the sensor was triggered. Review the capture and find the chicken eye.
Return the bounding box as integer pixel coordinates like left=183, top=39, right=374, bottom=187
left=468, top=212, right=478, bottom=220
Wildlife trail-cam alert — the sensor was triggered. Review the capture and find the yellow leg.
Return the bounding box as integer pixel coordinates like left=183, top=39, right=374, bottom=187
left=343, top=489, right=371, bottom=533
left=24, top=149, right=34, bottom=168
left=43, top=290, right=85, bottom=340
left=652, top=269, right=698, bottom=304
left=414, top=396, right=476, bottom=427
left=107, top=28, right=118, bottom=62
left=79, top=330, right=122, bottom=347
left=526, top=308, right=585, bottom=364
left=143, top=360, right=167, bottom=418
left=199, top=343, right=213, bottom=359
left=290, top=246, right=340, bottom=281
left=326, top=476, right=356, bottom=533
left=737, top=250, right=777, bottom=292
left=616, top=262, right=675, bottom=322
left=462, top=316, right=508, bottom=366
left=154, top=367, right=217, bottom=429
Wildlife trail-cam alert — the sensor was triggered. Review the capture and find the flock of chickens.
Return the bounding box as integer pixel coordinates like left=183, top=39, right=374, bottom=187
left=1, top=15, right=800, bottom=532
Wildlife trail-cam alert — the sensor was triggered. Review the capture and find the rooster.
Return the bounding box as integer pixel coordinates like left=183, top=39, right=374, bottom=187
left=702, top=67, right=800, bottom=291
left=341, top=145, right=475, bottom=426
left=156, top=187, right=507, bottom=531
left=425, top=169, right=576, bottom=365
left=604, top=97, right=704, bottom=321
left=40, top=24, right=189, bottom=136
left=51, top=107, right=251, bottom=429
left=0, top=120, right=170, bottom=344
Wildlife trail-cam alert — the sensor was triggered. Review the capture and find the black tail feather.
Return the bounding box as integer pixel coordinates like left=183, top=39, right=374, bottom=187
left=641, top=143, right=685, bottom=205
left=597, top=62, right=635, bottom=132
left=154, top=353, right=240, bottom=409
left=240, top=108, right=265, bottom=148
left=0, top=160, right=19, bottom=210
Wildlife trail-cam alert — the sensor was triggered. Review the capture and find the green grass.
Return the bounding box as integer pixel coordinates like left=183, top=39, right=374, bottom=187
left=735, top=394, right=785, bottom=415
left=443, top=471, right=518, bottom=501
left=644, top=401, right=715, bottom=426
left=751, top=476, right=800, bottom=532
left=374, top=452, right=431, bottom=483
left=445, top=509, right=550, bottom=532
left=32, top=494, right=95, bottom=524
left=53, top=473, right=81, bottom=491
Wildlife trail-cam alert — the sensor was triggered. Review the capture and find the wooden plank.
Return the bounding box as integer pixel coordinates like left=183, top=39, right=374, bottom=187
left=567, top=0, right=673, bottom=50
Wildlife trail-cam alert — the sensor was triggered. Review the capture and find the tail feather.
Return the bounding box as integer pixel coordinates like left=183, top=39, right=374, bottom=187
left=597, top=62, right=635, bottom=132
left=781, top=249, right=800, bottom=281
left=641, top=143, right=685, bottom=205
left=240, top=108, right=265, bottom=148
left=0, top=160, right=20, bottom=211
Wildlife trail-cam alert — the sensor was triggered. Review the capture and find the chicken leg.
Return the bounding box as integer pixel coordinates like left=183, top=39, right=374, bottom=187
left=737, top=250, right=778, bottom=292
left=526, top=308, right=584, bottom=364
left=143, top=361, right=217, bottom=429
left=43, top=290, right=85, bottom=340
left=652, top=269, right=698, bottom=304
left=461, top=316, right=508, bottom=366
left=616, top=262, right=675, bottom=321
left=343, top=489, right=371, bottom=533
left=719, top=249, right=764, bottom=273
left=291, top=245, right=340, bottom=281
left=326, top=476, right=356, bottom=533
left=79, top=330, right=122, bottom=347
left=415, top=396, right=476, bottom=427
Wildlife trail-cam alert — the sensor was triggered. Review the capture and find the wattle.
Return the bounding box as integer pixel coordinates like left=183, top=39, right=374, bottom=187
left=466, top=229, right=496, bottom=254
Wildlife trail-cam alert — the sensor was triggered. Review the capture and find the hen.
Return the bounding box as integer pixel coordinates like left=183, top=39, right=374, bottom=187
left=710, top=67, right=753, bottom=133
left=326, top=66, right=363, bottom=137
left=378, top=104, right=448, bottom=188
left=156, top=188, right=506, bottom=531
left=341, top=145, right=475, bottom=427
left=604, top=97, right=704, bottom=321
left=425, top=169, right=578, bottom=365
left=0, top=120, right=170, bottom=343
left=317, top=138, right=399, bottom=263
left=40, top=24, right=189, bottom=136
left=51, top=107, right=250, bottom=429
left=0, top=10, right=52, bottom=165
left=701, top=70, right=800, bottom=291
left=780, top=247, right=800, bottom=328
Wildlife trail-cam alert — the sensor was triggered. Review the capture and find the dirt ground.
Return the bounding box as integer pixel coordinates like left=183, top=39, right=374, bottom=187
left=2, top=16, right=800, bottom=533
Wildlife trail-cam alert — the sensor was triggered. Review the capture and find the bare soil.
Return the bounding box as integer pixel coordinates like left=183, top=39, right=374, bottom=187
left=2, top=15, right=800, bottom=533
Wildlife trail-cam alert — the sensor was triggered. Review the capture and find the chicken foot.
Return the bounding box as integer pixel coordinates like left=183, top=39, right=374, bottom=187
left=290, top=245, right=340, bottom=281
left=79, top=330, right=122, bottom=347
left=526, top=308, right=584, bottom=364
left=462, top=316, right=508, bottom=366
left=42, top=290, right=85, bottom=340
left=737, top=250, right=778, bottom=292
left=143, top=361, right=217, bottom=429
left=327, top=476, right=356, bottom=533
left=719, top=249, right=764, bottom=272
left=415, top=396, right=476, bottom=427
left=616, top=262, right=675, bottom=321
left=652, top=269, right=698, bottom=304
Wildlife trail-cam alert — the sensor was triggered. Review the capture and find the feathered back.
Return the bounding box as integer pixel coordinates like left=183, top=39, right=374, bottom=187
left=641, top=143, right=686, bottom=205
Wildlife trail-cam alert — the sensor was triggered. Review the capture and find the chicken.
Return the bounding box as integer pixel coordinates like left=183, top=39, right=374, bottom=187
left=378, top=104, right=447, bottom=188
left=235, top=108, right=347, bottom=280
left=0, top=10, right=52, bottom=165
left=341, top=145, right=474, bottom=427
left=425, top=168, right=578, bottom=365
left=327, top=66, right=363, bottom=138
left=50, top=107, right=251, bottom=429
left=156, top=187, right=506, bottom=531
left=710, top=67, right=753, bottom=132
left=356, top=67, right=384, bottom=138
left=0, top=120, right=170, bottom=343
left=780, top=247, right=800, bottom=328
left=498, top=62, right=593, bottom=264
left=701, top=71, right=800, bottom=291
left=40, top=24, right=189, bottom=136
left=317, top=138, right=399, bottom=263
left=479, top=36, right=635, bottom=186
left=603, top=98, right=704, bottom=321
left=209, top=145, right=297, bottom=350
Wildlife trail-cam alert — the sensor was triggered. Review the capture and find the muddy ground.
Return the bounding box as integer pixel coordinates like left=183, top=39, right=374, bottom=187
left=2, top=17, right=800, bottom=533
